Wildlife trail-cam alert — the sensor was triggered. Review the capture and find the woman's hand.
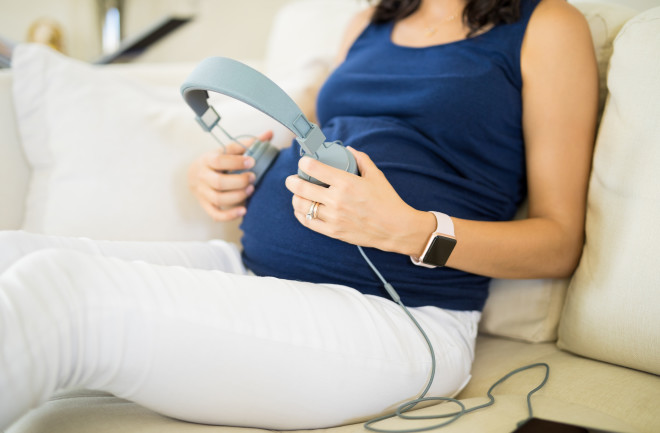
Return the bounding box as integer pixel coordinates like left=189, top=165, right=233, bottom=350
left=188, top=131, right=273, bottom=221
left=285, top=147, right=435, bottom=256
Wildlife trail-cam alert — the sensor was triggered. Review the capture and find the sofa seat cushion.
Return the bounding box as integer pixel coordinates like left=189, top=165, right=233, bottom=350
left=6, top=372, right=641, bottom=433
left=462, top=336, right=660, bottom=433
left=9, top=336, right=655, bottom=433
left=5, top=393, right=637, bottom=433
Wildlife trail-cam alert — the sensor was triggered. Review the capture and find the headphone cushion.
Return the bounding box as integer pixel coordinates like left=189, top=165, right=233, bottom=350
left=238, top=141, right=279, bottom=186
left=298, top=141, right=358, bottom=187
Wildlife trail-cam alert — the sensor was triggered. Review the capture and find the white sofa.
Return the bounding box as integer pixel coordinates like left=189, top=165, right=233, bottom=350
left=2, top=1, right=660, bottom=432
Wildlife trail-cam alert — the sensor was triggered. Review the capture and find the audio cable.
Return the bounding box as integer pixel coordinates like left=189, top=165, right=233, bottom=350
left=356, top=246, right=550, bottom=432
left=207, top=119, right=256, bottom=153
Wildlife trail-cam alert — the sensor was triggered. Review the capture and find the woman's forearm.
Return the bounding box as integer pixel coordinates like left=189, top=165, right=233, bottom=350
left=400, top=212, right=584, bottom=280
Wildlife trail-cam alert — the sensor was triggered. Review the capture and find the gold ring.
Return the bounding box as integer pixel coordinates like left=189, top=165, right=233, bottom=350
left=305, top=201, right=319, bottom=221
left=312, top=201, right=320, bottom=219
left=306, top=201, right=319, bottom=221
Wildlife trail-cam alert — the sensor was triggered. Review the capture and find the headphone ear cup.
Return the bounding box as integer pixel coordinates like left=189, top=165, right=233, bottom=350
left=232, top=140, right=279, bottom=186
left=298, top=141, right=358, bottom=187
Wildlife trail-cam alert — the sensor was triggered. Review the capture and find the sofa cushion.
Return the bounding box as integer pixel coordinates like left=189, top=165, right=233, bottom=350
left=462, top=336, right=660, bottom=433
left=557, top=7, right=660, bottom=375
left=478, top=2, right=637, bottom=344
left=9, top=44, right=320, bottom=242
left=479, top=276, right=569, bottom=343
left=11, top=44, right=235, bottom=241
left=265, top=0, right=366, bottom=81
left=9, top=337, right=650, bottom=433
left=5, top=390, right=639, bottom=433
left=575, top=1, right=640, bottom=119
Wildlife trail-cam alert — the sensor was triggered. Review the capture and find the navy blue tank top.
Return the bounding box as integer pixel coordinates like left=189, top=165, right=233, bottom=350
left=241, top=0, right=540, bottom=311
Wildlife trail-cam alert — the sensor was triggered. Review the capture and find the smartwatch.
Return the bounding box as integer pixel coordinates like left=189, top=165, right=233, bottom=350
left=410, top=211, right=457, bottom=268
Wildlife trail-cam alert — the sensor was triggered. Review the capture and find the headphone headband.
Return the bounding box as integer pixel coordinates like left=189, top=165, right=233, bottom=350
left=181, top=57, right=326, bottom=155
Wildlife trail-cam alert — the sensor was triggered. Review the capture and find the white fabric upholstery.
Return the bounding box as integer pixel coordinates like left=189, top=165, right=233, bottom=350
left=480, top=276, right=569, bottom=343
left=9, top=45, right=325, bottom=243
left=11, top=45, right=234, bottom=242
left=558, top=6, right=660, bottom=375
left=577, top=2, right=640, bottom=118
left=478, top=2, right=637, bottom=343
left=0, top=72, right=29, bottom=230
left=265, top=0, right=367, bottom=80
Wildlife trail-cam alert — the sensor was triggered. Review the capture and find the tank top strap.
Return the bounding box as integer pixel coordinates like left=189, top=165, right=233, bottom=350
left=482, top=0, right=543, bottom=88
left=519, top=0, right=544, bottom=25
left=515, top=0, right=544, bottom=78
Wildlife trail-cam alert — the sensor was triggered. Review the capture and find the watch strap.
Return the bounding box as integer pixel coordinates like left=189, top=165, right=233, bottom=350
left=410, top=211, right=455, bottom=268
left=430, top=211, right=454, bottom=236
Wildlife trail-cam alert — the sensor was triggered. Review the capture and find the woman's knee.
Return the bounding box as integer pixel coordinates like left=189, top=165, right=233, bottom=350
left=0, top=230, right=41, bottom=274
left=1, top=248, right=107, bottom=301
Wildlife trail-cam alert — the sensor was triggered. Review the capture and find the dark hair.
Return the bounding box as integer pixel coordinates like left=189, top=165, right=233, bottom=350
left=370, top=0, right=522, bottom=37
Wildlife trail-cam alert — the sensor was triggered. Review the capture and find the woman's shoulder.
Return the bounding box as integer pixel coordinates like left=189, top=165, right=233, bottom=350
left=521, top=0, right=594, bottom=69
left=333, top=7, right=375, bottom=66
left=525, top=0, right=591, bottom=42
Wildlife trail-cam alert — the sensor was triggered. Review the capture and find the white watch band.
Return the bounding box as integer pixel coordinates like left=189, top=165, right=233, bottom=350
left=430, top=211, right=454, bottom=236
left=410, top=211, right=455, bottom=268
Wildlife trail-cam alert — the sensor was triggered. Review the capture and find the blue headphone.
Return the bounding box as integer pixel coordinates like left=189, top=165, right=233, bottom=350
left=181, top=57, right=357, bottom=186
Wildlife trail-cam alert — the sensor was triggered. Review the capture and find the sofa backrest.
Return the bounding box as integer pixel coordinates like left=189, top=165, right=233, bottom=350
left=476, top=1, right=638, bottom=343
left=557, top=5, right=660, bottom=376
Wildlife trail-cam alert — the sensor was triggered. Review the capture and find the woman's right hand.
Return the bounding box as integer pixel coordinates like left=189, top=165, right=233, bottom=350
left=188, top=131, right=273, bottom=221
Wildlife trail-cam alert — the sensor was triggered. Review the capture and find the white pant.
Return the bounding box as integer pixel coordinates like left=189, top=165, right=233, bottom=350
left=0, top=231, right=479, bottom=430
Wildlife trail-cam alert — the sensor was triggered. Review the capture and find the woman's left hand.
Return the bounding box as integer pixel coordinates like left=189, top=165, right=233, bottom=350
left=285, top=147, right=434, bottom=256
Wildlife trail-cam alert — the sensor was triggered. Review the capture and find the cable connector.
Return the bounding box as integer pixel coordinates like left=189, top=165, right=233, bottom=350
left=383, top=283, right=400, bottom=303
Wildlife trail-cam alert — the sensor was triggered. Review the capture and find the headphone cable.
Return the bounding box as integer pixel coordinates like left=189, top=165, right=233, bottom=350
left=356, top=246, right=550, bottom=432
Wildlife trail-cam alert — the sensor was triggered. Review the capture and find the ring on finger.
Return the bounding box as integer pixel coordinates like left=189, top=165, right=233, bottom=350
left=306, top=201, right=320, bottom=221
left=312, top=201, right=320, bottom=220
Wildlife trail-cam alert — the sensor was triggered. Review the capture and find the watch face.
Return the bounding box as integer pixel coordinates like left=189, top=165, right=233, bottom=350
left=422, top=235, right=457, bottom=267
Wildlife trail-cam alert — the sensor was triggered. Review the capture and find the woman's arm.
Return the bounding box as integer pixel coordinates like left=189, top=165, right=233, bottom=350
left=286, top=0, right=598, bottom=280
left=446, top=0, right=599, bottom=279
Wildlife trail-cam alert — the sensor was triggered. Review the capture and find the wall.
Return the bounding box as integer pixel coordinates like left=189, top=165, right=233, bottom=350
left=0, top=0, right=658, bottom=64
left=124, top=0, right=294, bottom=63
left=0, top=0, right=316, bottom=62
left=572, top=0, right=659, bottom=10
left=0, top=0, right=99, bottom=61
left=113, top=0, right=660, bottom=63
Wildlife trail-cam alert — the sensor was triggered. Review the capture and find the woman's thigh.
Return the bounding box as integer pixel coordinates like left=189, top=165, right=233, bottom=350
left=0, top=248, right=477, bottom=430
left=0, top=230, right=245, bottom=274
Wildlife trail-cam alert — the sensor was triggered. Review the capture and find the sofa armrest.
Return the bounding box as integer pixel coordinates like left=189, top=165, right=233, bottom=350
left=0, top=71, right=30, bottom=230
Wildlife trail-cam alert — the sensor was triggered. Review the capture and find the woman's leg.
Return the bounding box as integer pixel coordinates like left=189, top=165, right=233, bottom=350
left=0, top=230, right=246, bottom=274
left=0, top=248, right=477, bottom=430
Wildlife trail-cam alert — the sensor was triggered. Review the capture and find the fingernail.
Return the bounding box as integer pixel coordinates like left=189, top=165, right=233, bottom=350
left=244, top=156, right=255, bottom=168
left=248, top=172, right=256, bottom=184
left=245, top=185, right=255, bottom=196
left=299, top=156, right=311, bottom=169
left=236, top=207, right=247, bottom=217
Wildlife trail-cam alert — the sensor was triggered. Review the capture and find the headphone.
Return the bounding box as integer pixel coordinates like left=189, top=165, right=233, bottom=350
left=181, top=56, right=358, bottom=186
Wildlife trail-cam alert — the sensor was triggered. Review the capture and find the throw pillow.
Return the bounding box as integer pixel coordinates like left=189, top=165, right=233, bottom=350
left=10, top=44, right=312, bottom=242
